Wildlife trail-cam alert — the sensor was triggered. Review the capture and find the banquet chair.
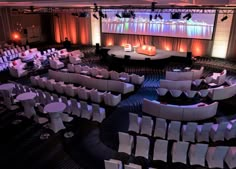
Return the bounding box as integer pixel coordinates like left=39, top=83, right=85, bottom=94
left=104, top=159, right=122, bottom=169
left=140, top=115, right=153, bottom=136
left=80, top=101, right=92, bottom=120
left=118, top=132, right=133, bottom=155
left=196, top=122, right=213, bottom=142
left=153, top=118, right=167, bottom=139
left=91, top=104, right=106, bottom=123
left=168, top=121, right=181, bottom=141
left=135, top=135, right=150, bottom=159
left=206, top=146, right=229, bottom=168
left=128, top=112, right=141, bottom=133
left=153, top=139, right=168, bottom=162
left=172, top=141, right=189, bottom=164
left=188, top=143, right=208, bottom=166
left=182, top=122, right=198, bottom=142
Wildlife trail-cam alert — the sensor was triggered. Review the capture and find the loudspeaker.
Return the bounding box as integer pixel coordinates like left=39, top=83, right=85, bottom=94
left=23, top=29, right=28, bottom=35
left=187, top=52, right=192, bottom=60
left=95, top=43, right=100, bottom=54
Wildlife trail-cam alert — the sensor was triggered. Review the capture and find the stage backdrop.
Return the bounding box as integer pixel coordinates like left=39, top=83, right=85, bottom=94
left=101, top=33, right=213, bottom=57
left=53, top=13, right=91, bottom=45
left=102, top=10, right=216, bottom=40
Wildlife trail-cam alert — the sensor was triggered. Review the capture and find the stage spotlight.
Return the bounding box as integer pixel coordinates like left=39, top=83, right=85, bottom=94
left=221, top=15, right=228, bottom=22
left=79, top=12, right=89, bottom=17
left=93, top=13, right=99, bottom=20
left=149, top=14, right=153, bottom=21
left=155, top=14, right=163, bottom=20
left=115, top=13, right=122, bottom=18
left=183, top=13, right=192, bottom=20
left=93, top=3, right=98, bottom=12
left=151, top=2, right=156, bottom=12
left=99, top=10, right=104, bottom=18
left=130, top=10, right=136, bottom=19
left=104, top=14, right=107, bottom=19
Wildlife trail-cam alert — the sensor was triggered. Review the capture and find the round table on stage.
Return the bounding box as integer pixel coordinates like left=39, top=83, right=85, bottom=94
left=0, top=83, right=15, bottom=109
left=16, top=92, right=36, bottom=119
left=44, top=102, right=66, bottom=133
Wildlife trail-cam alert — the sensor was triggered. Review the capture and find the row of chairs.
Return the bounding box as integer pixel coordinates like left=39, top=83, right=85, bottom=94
left=31, top=76, right=122, bottom=106
left=156, top=87, right=209, bottom=98
left=14, top=83, right=106, bottom=123
left=105, top=159, right=155, bottom=169
left=68, top=64, right=144, bottom=85
left=118, top=132, right=236, bottom=168
left=128, top=113, right=236, bottom=142
left=0, top=45, right=29, bottom=57
left=0, top=46, right=28, bottom=72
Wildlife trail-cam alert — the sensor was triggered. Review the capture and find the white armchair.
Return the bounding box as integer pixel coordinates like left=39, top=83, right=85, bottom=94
left=9, top=59, right=28, bottom=78
left=124, top=44, right=132, bottom=52
left=69, top=54, right=81, bottom=64
left=49, top=58, right=64, bottom=70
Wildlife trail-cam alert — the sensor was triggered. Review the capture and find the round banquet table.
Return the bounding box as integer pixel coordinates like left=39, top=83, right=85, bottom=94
left=16, top=92, right=36, bottom=119
left=44, top=102, right=66, bottom=133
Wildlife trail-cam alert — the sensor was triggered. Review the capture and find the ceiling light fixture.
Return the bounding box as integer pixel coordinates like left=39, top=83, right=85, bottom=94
left=93, top=3, right=98, bottom=12
left=93, top=13, right=99, bottom=20
left=221, top=15, right=228, bottom=22
left=151, top=2, right=156, bottom=12
left=115, top=13, right=122, bottom=18
left=183, top=13, right=192, bottom=20
left=155, top=14, right=163, bottom=20
left=149, top=14, right=153, bottom=21
left=99, top=10, right=104, bottom=18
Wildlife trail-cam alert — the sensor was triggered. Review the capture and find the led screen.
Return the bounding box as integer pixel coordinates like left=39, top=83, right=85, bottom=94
left=102, top=10, right=216, bottom=39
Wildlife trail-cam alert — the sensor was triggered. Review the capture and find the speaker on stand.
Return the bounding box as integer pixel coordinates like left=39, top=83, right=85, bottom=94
left=186, top=51, right=192, bottom=65
left=23, top=29, right=29, bottom=45
left=95, top=43, right=100, bottom=54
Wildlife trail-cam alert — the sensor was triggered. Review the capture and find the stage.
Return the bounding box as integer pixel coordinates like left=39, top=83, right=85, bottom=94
left=103, top=46, right=187, bottom=61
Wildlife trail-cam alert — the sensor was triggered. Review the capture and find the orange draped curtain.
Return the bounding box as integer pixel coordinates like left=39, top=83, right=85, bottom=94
left=53, top=14, right=91, bottom=45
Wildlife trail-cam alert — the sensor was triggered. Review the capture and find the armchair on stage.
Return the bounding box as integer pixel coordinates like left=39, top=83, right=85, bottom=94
left=124, top=44, right=132, bottom=52
left=136, top=45, right=157, bottom=56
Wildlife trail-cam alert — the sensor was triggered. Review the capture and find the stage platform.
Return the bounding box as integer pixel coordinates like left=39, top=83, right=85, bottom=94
left=103, top=46, right=187, bottom=60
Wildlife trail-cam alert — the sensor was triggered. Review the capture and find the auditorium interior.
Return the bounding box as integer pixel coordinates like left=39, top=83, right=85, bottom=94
left=1, top=0, right=236, bottom=169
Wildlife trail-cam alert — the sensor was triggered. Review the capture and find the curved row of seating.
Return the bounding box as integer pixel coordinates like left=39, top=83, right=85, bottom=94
left=14, top=83, right=106, bottom=123
left=160, top=79, right=192, bottom=90
left=0, top=45, right=29, bottom=72
left=30, top=76, right=121, bottom=106
left=157, top=82, right=236, bottom=100
left=128, top=113, right=236, bottom=142
left=67, top=64, right=145, bottom=85
left=156, top=87, right=209, bottom=98
left=48, top=69, right=135, bottom=94
left=105, top=159, right=155, bottom=169
left=118, top=132, right=236, bottom=169
left=142, top=98, right=218, bottom=121
left=165, top=66, right=204, bottom=81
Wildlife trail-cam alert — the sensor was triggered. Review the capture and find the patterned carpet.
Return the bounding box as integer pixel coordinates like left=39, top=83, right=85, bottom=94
left=0, top=46, right=236, bottom=169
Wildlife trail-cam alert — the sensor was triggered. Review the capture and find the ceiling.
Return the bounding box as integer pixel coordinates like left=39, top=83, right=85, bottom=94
left=0, top=0, right=235, bottom=8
